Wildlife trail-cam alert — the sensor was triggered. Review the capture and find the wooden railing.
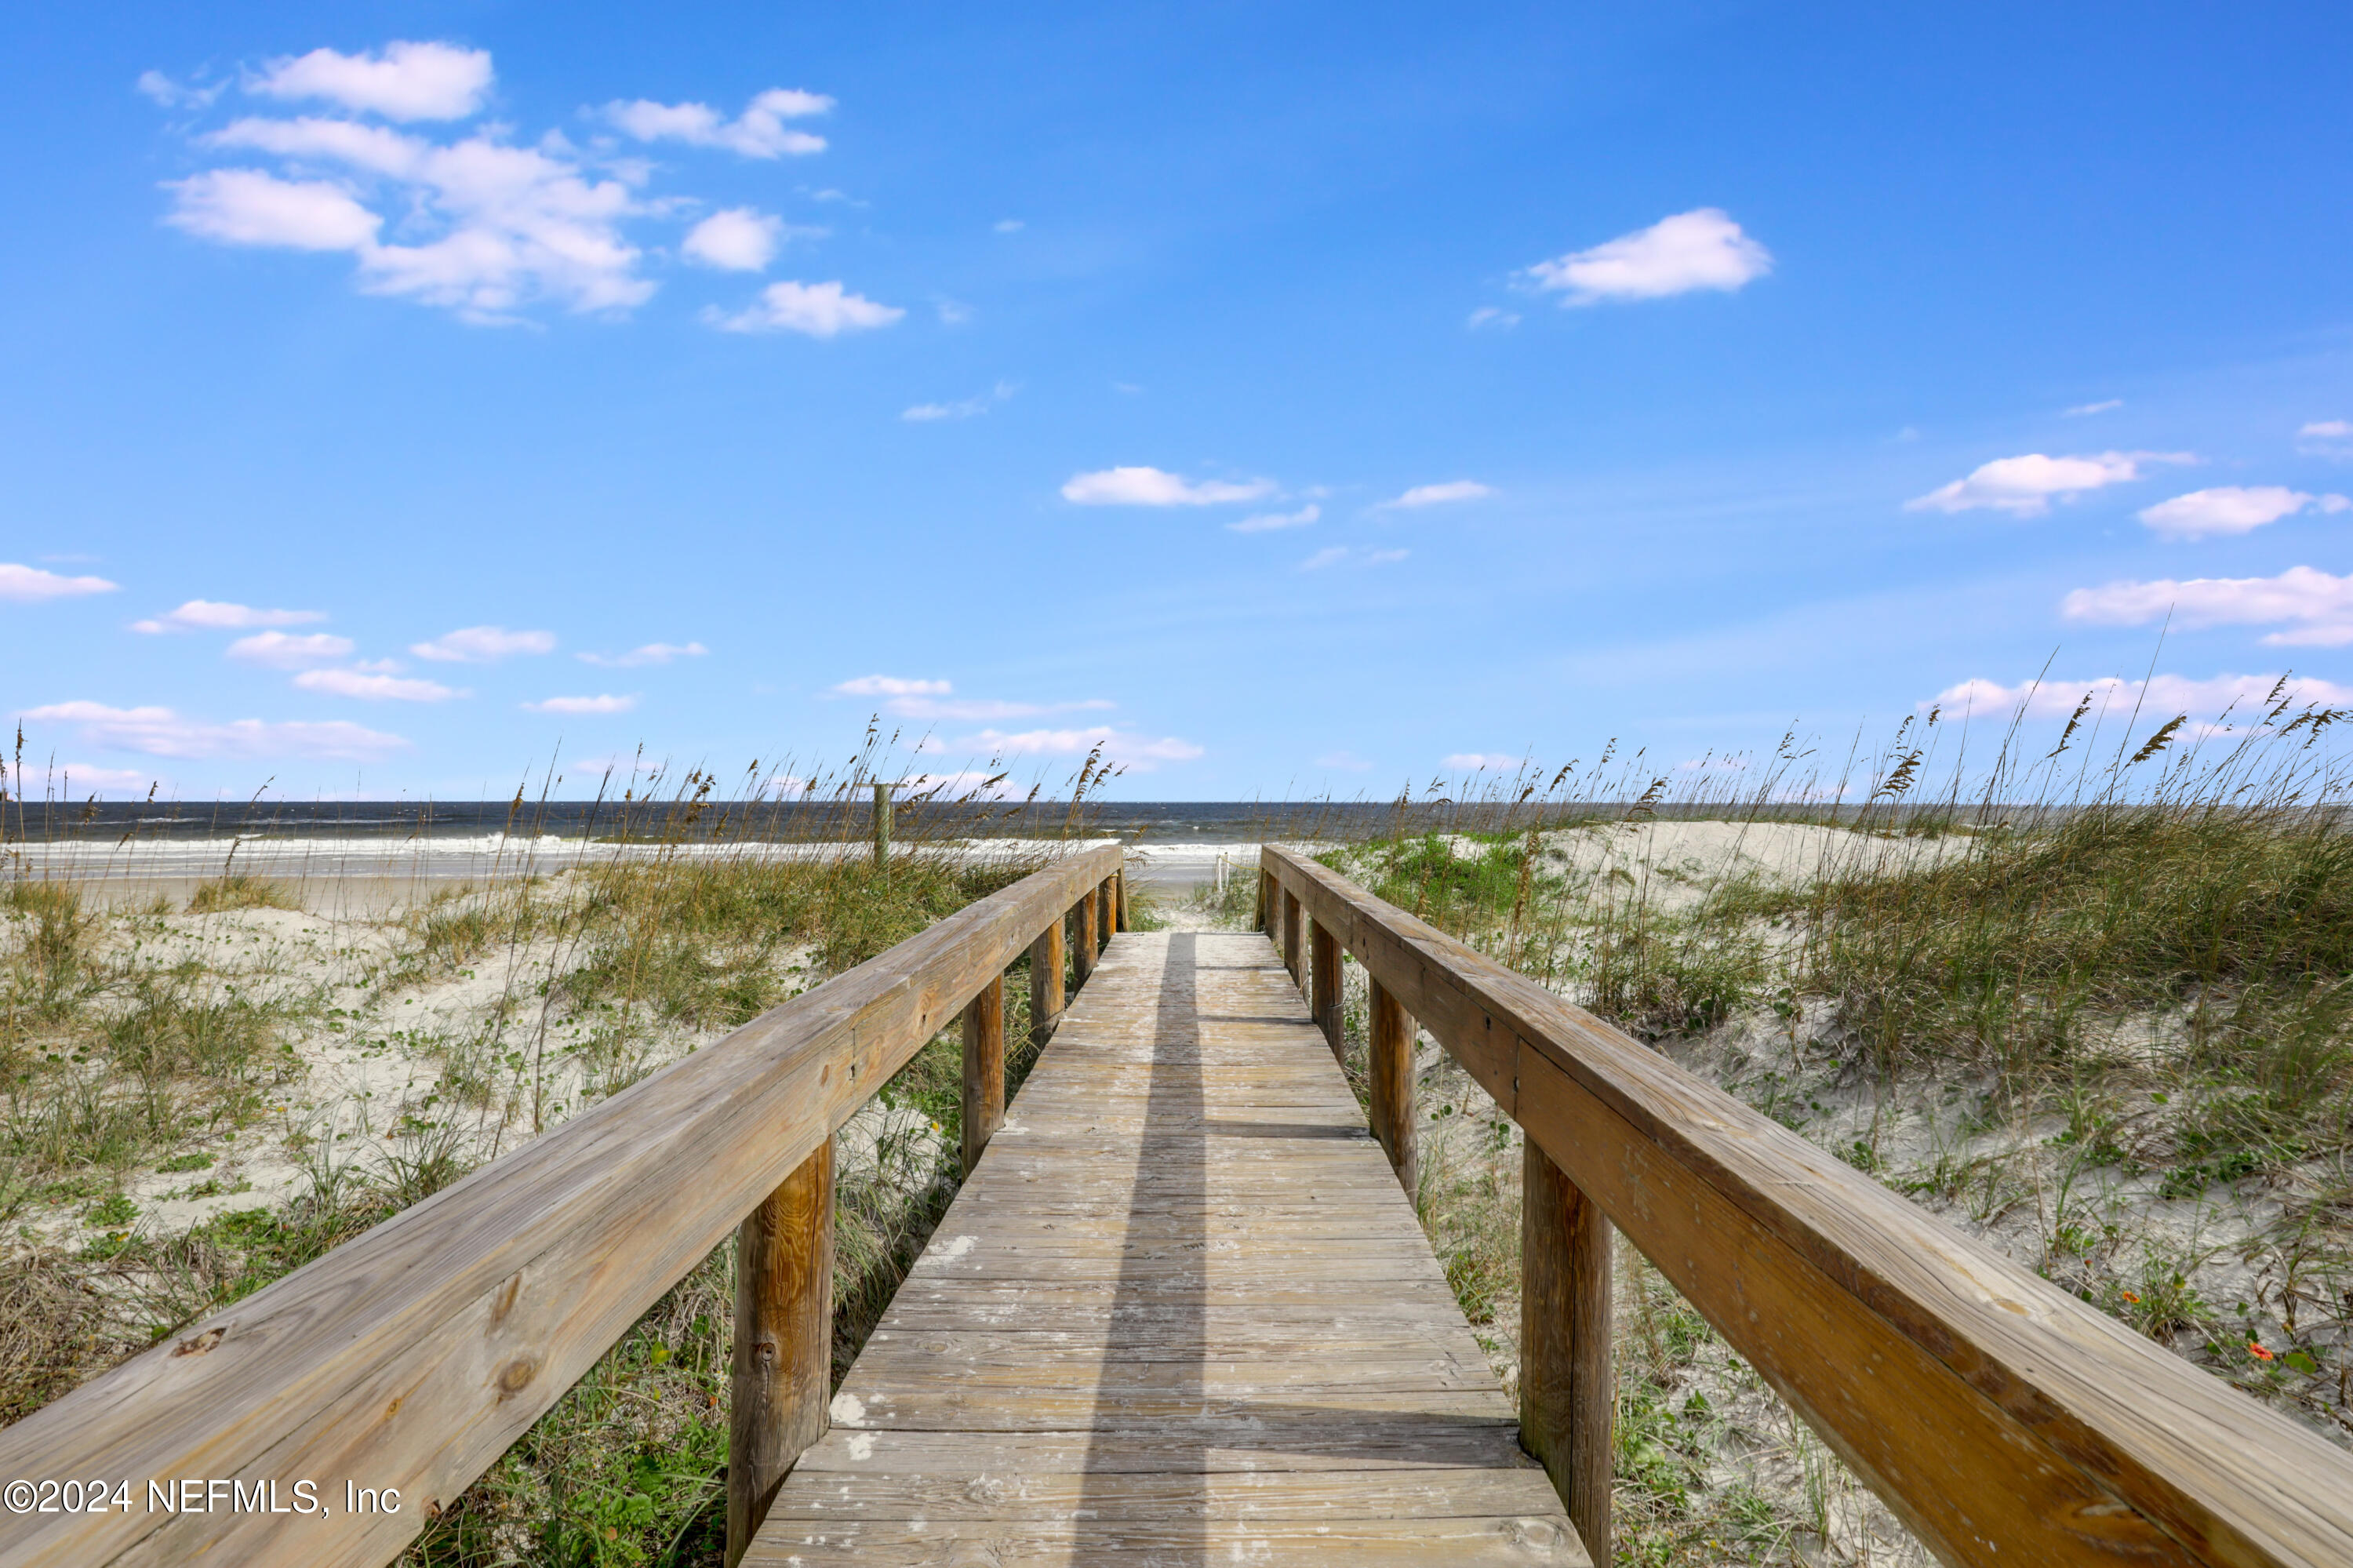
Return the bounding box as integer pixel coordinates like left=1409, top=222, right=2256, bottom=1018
left=1260, top=845, right=2353, bottom=1568
left=0, top=844, right=1127, bottom=1568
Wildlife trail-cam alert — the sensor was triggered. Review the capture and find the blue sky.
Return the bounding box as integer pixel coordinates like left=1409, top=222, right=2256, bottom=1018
left=6, top=3, right=2353, bottom=801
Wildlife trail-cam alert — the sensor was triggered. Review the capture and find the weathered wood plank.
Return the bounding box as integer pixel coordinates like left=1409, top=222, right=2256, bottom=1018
left=1520, top=1138, right=1611, bottom=1564
left=959, top=973, right=1005, bottom=1174
left=727, top=1139, right=834, bottom=1566
left=1265, top=845, right=2353, bottom=1568
left=751, top=930, right=1580, bottom=1565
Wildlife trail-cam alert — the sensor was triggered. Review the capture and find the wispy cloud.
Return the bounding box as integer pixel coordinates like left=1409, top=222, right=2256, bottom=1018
left=1227, top=504, right=1318, bottom=533
left=2062, top=398, right=2122, bottom=417
left=902, top=381, right=1017, bottom=421
left=248, top=41, right=493, bottom=121
left=966, top=726, right=1202, bottom=770
left=523, top=693, right=637, bottom=715
left=992, top=218, right=1024, bottom=234
left=226, top=631, right=355, bottom=668
left=1466, top=306, right=1520, bottom=331
left=831, top=675, right=950, bottom=698
left=2137, top=486, right=2348, bottom=541
left=578, top=641, right=708, bottom=668
left=708, top=280, right=904, bottom=336
left=18, top=700, right=407, bottom=760
left=1930, top=672, right=2353, bottom=720
left=1904, top=450, right=2193, bottom=516
left=1521, top=208, right=1770, bottom=306
left=607, top=89, right=832, bottom=158
left=0, top=563, right=118, bottom=602
left=1377, top=480, right=1493, bottom=510
left=132, top=599, right=325, bottom=632
left=1300, top=546, right=1409, bottom=571
left=1443, top=751, right=1522, bottom=770
left=411, top=625, right=556, bottom=662
left=2061, top=565, right=2353, bottom=646
left=1060, top=467, right=1275, bottom=506
left=2297, top=420, right=2353, bottom=457
left=293, top=668, right=463, bottom=701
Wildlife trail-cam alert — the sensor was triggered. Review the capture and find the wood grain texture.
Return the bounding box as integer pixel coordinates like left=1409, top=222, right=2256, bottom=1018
left=749, top=930, right=1587, bottom=1566
left=1369, top=976, right=1417, bottom=1197
left=0, top=846, right=1122, bottom=1568
left=1264, top=846, right=2353, bottom=1568
left=1311, top=919, right=1342, bottom=1060
left=1282, top=889, right=1303, bottom=990
left=728, top=1139, right=835, bottom=1567
left=1520, top=1140, right=1611, bottom=1565
left=1073, top=891, right=1098, bottom=985
left=1028, top=919, right=1065, bottom=1049
left=961, top=973, right=1006, bottom=1175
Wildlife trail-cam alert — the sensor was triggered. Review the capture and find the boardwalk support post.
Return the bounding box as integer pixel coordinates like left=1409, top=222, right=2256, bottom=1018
left=1072, top=889, right=1097, bottom=984
left=1369, top=977, right=1417, bottom=1196
left=962, top=974, right=1006, bottom=1174
left=1282, top=889, right=1303, bottom=991
left=1311, top=920, right=1341, bottom=1061
left=1522, top=1140, right=1612, bottom=1565
left=1099, top=876, right=1118, bottom=943
left=1029, top=916, right=1065, bottom=1048
left=871, top=781, right=891, bottom=869
left=729, top=1140, right=835, bottom=1567
left=1257, top=869, right=1272, bottom=932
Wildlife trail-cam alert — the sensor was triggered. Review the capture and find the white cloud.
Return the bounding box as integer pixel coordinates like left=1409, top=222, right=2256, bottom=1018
left=1060, top=467, right=1275, bottom=506
left=831, top=675, right=951, bottom=697
left=1904, top=450, right=2192, bottom=516
left=249, top=41, right=494, bottom=122
left=1522, top=208, right=1770, bottom=306
left=967, top=726, right=1203, bottom=770
left=710, top=279, right=903, bottom=336
left=902, top=381, right=1016, bottom=422
left=899, top=697, right=1113, bottom=722
left=1466, top=306, right=1520, bottom=330
left=2137, top=486, right=2349, bottom=541
left=1379, top=480, right=1493, bottom=509
left=179, top=115, right=653, bottom=318
left=1444, top=752, right=1522, bottom=770
left=1930, top=673, right=2353, bottom=721
left=410, top=625, right=556, bottom=662
left=226, top=631, right=355, bottom=668
left=1300, top=546, right=1409, bottom=571
left=608, top=88, right=832, bottom=158
left=2061, top=565, right=2353, bottom=646
left=39, top=762, right=171, bottom=797
left=19, top=700, right=406, bottom=760
left=132, top=599, right=325, bottom=633
left=2297, top=420, right=2353, bottom=457
left=993, top=219, right=1024, bottom=233
left=136, top=71, right=222, bottom=111
left=682, top=208, right=785, bottom=271
left=0, top=563, right=118, bottom=602
left=524, top=694, right=637, bottom=715
left=1227, top=504, right=1319, bottom=533
left=165, top=168, right=383, bottom=250
left=2063, top=398, right=2122, bottom=417
left=578, top=641, right=707, bottom=668
left=293, top=668, right=461, bottom=700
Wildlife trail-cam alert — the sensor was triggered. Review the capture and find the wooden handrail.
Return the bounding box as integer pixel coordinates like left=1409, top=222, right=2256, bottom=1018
left=1264, top=844, right=2353, bottom=1568
left=0, top=843, right=1124, bottom=1568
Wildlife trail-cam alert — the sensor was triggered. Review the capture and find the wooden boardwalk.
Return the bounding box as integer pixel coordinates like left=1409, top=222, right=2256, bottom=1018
left=747, top=929, right=1584, bottom=1566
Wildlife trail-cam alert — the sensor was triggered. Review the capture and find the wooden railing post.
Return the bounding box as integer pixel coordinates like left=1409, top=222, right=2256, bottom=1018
left=1071, top=890, right=1097, bottom=984
left=962, top=973, right=1006, bottom=1174
left=1282, top=887, right=1303, bottom=991
left=1369, top=977, right=1417, bottom=1197
left=1522, top=1141, right=1612, bottom=1564
left=1029, top=917, right=1065, bottom=1048
left=1257, top=869, right=1272, bottom=932
left=1115, top=868, right=1129, bottom=933
left=871, top=780, right=891, bottom=870
left=1310, top=919, right=1341, bottom=1061
left=1099, top=875, right=1118, bottom=940
left=729, top=1139, right=835, bottom=1566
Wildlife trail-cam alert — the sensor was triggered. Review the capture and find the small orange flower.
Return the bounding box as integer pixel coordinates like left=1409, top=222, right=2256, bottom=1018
left=2119, top=1290, right=2140, bottom=1304
left=2247, top=1341, right=2275, bottom=1362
